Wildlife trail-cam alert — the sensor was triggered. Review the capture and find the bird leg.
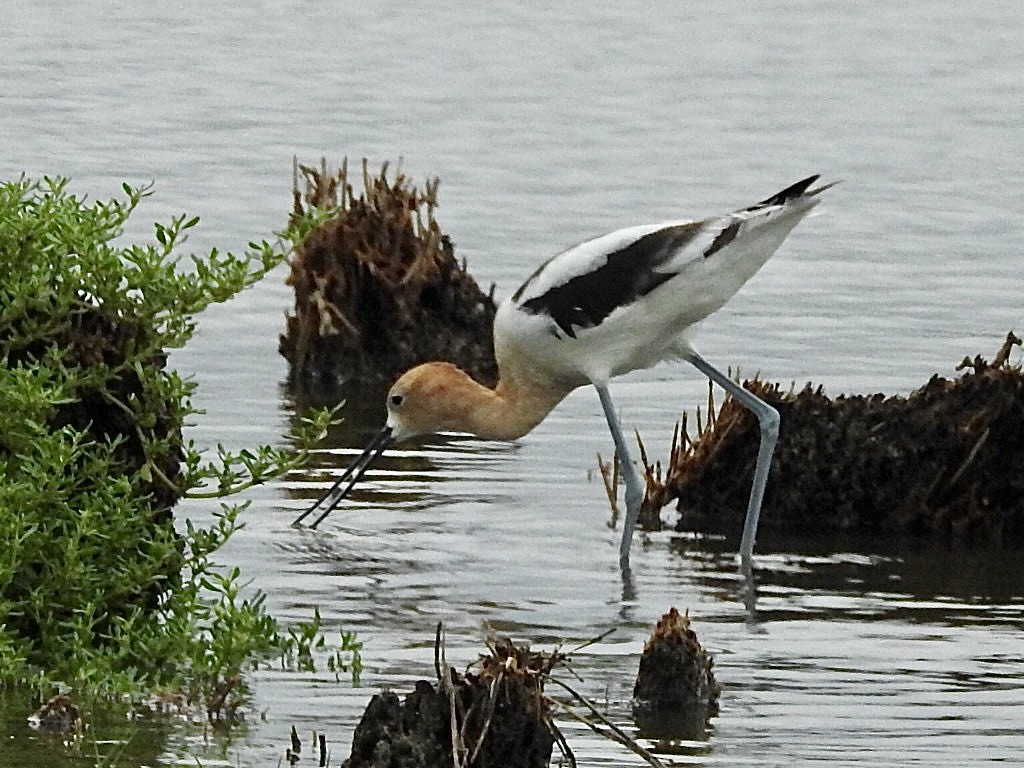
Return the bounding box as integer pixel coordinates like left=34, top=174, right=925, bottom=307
left=595, top=384, right=645, bottom=567
left=684, top=351, right=779, bottom=563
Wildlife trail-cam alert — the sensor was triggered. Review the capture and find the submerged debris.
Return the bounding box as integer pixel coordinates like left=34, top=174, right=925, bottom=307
left=632, top=608, right=719, bottom=739
left=27, top=694, right=83, bottom=733
left=641, top=332, right=1024, bottom=543
left=280, top=159, right=498, bottom=392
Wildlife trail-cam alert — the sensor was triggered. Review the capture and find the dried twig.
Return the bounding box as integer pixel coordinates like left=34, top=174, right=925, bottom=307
left=993, top=330, right=1022, bottom=368
left=945, top=426, right=991, bottom=490
left=565, top=627, right=617, bottom=655
left=547, top=717, right=577, bottom=768
left=597, top=451, right=620, bottom=520
left=434, top=623, right=467, bottom=768
left=467, top=669, right=503, bottom=764
left=547, top=679, right=667, bottom=768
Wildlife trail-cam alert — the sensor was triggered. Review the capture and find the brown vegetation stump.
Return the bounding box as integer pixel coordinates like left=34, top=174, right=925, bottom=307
left=280, top=159, right=498, bottom=393
left=641, top=333, right=1024, bottom=543
left=632, top=608, right=719, bottom=738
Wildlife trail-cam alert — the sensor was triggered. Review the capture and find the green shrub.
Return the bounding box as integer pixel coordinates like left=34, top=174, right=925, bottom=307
left=0, top=176, right=355, bottom=698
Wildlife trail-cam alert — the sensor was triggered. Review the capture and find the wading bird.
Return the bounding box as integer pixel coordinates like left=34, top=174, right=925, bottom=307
left=295, top=175, right=835, bottom=567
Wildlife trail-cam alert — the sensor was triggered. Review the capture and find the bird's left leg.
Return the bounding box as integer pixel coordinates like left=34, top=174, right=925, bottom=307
left=595, top=384, right=645, bottom=567
left=684, top=351, right=780, bottom=564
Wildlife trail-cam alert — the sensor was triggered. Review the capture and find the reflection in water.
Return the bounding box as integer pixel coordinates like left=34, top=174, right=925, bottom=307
left=674, top=533, right=1024, bottom=624
left=0, top=687, right=178, bottom=768
left=633, top=703, right=716, bottom=747
left=287, top=378, right=389, bottom=441
left=753, top=535, right=1024, bottom=619
left=740, top=557, right=759, bottom=625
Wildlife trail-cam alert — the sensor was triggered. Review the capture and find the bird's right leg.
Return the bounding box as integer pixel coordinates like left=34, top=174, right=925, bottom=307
left=684, top=351, right=780, bottom=564
left=595, top=384, right=645, bottom=568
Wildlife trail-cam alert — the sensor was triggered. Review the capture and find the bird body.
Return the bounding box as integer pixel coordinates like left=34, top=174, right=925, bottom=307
left=497, top=181, right=827, bottom=387
left=297, top=175, right=835, bottom=567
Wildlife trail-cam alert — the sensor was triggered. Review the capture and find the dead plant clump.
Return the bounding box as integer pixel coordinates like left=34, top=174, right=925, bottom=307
left=632, top=608, right=719, bottom=740
left=280, top=159, right=498, bottom=392
left=341, top=629, right=560, bottom=768
left=639, top=332, right=1024, bottom=543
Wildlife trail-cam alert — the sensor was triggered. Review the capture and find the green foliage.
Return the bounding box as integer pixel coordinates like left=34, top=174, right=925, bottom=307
left=0, top=175, right=350, bottom=699
left=283, top=607, right=364, bottom=684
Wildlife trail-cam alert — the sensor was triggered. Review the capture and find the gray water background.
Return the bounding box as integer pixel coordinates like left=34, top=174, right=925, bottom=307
left=3, top=1, right=1023, bottom=765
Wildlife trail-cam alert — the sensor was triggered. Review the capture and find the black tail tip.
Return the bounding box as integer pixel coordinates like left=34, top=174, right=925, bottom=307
left=757, top=174, right=821, bottom=207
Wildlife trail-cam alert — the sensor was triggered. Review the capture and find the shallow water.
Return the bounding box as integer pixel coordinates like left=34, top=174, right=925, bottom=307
left=3, top=1, right=1024, bottom=765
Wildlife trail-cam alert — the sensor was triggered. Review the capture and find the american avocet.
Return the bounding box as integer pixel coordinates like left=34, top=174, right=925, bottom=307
left=296, top=175, right=835, bottom=566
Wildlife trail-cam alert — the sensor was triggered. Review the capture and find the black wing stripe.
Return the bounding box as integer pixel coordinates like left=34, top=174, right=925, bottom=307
left=703, top=219, right=741, bottom=258
left=519, top=222, right=701, bottom=338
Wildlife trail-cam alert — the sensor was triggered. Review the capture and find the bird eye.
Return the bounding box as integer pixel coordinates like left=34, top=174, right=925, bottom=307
left=390, top=394, right=404, bottom=407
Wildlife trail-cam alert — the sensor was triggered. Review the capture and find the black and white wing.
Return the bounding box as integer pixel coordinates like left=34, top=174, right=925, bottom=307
left=511, top=175, right=829, bottom=340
